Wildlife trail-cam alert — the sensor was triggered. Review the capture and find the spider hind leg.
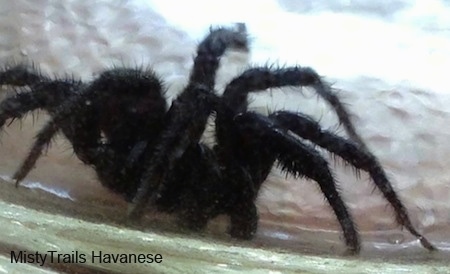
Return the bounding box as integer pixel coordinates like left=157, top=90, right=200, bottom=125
left=270, top=110, right=436, bottom=251
left=221, top=65, right=368, bottom=150
left=233, top=112, right=360, bottom=254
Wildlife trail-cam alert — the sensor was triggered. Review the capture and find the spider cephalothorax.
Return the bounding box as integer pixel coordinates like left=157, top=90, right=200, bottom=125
left=0, top=24, right=435, bottom=254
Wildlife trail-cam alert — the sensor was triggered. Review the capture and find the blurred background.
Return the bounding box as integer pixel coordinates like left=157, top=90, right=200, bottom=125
left=0, top=0, right=449, bottom=260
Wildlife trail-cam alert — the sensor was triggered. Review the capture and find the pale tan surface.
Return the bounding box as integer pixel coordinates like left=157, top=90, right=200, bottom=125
left=0, top=0, right=449, bottom=272
left=0, top=186, right=448, bottom=273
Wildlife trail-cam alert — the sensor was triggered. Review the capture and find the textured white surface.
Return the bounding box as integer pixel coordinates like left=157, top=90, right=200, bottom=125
left=0, top=0, right=449, bottom=255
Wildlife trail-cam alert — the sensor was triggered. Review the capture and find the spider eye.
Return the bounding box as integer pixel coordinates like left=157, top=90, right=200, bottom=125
left=233, top=113, right=244, bottom=121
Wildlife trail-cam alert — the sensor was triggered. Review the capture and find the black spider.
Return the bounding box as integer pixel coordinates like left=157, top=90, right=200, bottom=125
left=0, top=24, right=435, bottom=254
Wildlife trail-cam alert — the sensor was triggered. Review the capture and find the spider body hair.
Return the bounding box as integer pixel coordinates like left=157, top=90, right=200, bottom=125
left=0, top=24, right=435, bottom=254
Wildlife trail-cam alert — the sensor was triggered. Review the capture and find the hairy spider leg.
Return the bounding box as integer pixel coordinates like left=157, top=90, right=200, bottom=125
left=221, top=66, right=369, bottom=151
left=213, top=67, right=367, bottom=253
left=216, top=65, right=370, bottom=189
left=189, top=23, right=248, bottom=90
left=233, top=112, right=360, bottom=254
left=8, top=78, right=115, bottom=186
left=66, top=68, right=166, bottom=199
left=0, top=91, right=43, bottom=129
left=12, top=116, right=59, bottom=184
left=0, top=65, right=87, bottom=185
left=0, top=65, right=81, bottom=128
left=11, top=68, right=167, bottom=201
left=12, top=23, right=248, bottom=202
left=0, top=63, right=46, bottom=86
left=128, top=85, right=219, bottom=218
left=270, top=111, right=436, bottom=251
left=10, top=83, right=92, bottom=185
left=128, top=25, right=250, bottom=219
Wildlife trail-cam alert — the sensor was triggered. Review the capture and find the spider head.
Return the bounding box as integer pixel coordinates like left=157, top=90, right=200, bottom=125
left=93, top=68, right=168, bottom=147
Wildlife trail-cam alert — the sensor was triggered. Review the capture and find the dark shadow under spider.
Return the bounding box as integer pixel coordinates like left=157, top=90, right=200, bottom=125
left=0, top=23, right=436, bottom=254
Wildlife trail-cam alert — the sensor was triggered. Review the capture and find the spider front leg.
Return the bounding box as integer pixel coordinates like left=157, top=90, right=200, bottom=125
left=13, top=111, right=141, bottom=200
left=233, top=112, right=360, bottom=254
left=0, top=91, right=42, bottom=129
left=0, top=66, right=84, bottom=185
left=5, top=119, right=57, bottom=194
left=0, top=66, right=44, bottom=126
left=0, top=63, right=46, bottom=86
left=10, top=77, right=107, bottom=184
left=12, top=119, right=137, bottom=198
left=12, top=67, right=166, bottom=195
left=10, top=95, right=91, bottom=185
left=270, top=111, right=436, bottom=251
left=0, top=64, right=81, bottom=129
